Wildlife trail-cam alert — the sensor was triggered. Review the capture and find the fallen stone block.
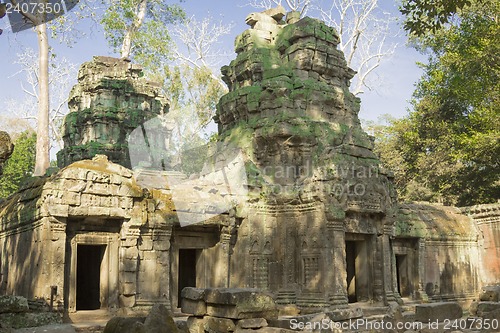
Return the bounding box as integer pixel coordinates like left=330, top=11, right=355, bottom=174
left=181, top=288, right=207, bottom=316
left=103, top=317, right=145, bottom=333
left=205, top=288, right=278, bottom=320
left=204, top=316, right=236, bottom=333
left=186, top=316, right=205, bottom=333
left=0, top=296, right=29, bottom=314
left=479, top=285, right=500, bottom=302
left=182, top=287, right=206, bottom=301
left=325, top=307, right=363, bottom=321
left=143, top=304, right=178, bottom=333
left=236, top=318, right=268, bottom=329
left=415, top=302, right=462, bottom=322
left=476, top=302, right=500, bottom=316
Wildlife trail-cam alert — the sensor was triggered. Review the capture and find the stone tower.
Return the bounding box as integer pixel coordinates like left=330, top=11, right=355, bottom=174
left=216, top=8, right=400, bottom=309
left=57, top=56, right=169, bottom=169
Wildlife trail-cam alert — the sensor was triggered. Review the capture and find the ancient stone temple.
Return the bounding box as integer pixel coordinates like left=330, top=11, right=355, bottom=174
left=0, top=7, right=499, bottom=320
left=214, top=7, right=400, bottom=309
left=56, top=57, right=169, bottom=169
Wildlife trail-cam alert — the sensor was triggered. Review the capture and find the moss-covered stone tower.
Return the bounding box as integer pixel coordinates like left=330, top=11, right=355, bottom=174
left=215, top=7, right=400, bottom=310
left=57, top=56, right=169, bottom=168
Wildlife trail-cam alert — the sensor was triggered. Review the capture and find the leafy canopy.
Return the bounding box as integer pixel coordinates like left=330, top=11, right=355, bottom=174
left=376, top=1, right=499, bottom=205
left=0, top=131, right=37, bottom=199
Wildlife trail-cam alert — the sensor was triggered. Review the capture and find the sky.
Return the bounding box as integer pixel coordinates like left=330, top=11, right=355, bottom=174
left=0, top=0, right=426, bottom=138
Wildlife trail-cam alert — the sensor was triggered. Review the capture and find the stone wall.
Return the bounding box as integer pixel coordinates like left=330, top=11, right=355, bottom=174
left=395, top=203, right=481, bottom=302
left=0, top=155, right=176, bottom=313
left=463, top=204, right=500, bottom=286
left=57, top=56, right=169, bottom=169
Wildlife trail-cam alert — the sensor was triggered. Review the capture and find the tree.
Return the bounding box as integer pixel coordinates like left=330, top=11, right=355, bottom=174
left=8, top=0, right=51, bottom=176
left=316, top=0, right=397, bottom=95
left=400, top=0, right=480, bottom=36
left=168, top=16, right=232, bottom=125
left=248, top=0, right=397, bottom=95
left=0, top=131, right=36, bottom=199
left=379, top=0, right=499, bottom=205
left=5, top=48, right=77, bottom=153
left=247, top=0, right=312, bottom=14
left=101, top=0, right=185, bottom=60
left=6, top=0, right=97, bottom=176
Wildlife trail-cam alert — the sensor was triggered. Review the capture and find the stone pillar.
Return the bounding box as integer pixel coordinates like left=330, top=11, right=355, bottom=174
left=327, top=219, right=348, bottom=309
left=217, top=224, right=233, bottom=288
left=416, top=239, right=429, bottom=301
left=48, top=220, right=66, bottom=309
left=381, top=224, right=398, bottom=304
left=276, top=218, right=297, bottom=304
left=153, top=228, right=172, bottom=309
left=119, top=226, right=140, bottom=309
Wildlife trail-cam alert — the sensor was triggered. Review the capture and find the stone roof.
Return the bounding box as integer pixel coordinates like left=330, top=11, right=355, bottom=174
left=0, top=155, right=144, bottom=233
left=395, top=202, right=479, bottom=240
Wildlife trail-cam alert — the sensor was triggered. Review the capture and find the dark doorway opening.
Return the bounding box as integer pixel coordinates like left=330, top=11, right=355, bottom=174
left=76, top=245, right=105, bottom=310
left=346, top=241, right=357, bottom=303
left=178, top=249, right=197, bottom=307
left=396, top=254, right=410, bottom=297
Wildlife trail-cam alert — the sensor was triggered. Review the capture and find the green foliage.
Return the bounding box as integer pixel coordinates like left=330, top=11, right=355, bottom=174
left=101, top=0, right=185, bottom=61
left=400, top=0, right=481, bottom=36
left=0, top=131, right=36, bottom=199
left=374, top=2, right=499, bottom=205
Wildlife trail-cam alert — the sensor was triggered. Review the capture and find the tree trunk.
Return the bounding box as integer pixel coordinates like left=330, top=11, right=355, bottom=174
left=120, top=0, right=148, bottom=59
left=34, top=22, right=50, bottom=176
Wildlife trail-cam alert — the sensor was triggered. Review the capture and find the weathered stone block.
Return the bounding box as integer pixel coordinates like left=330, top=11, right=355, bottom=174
left=476, top=302, right=500, bottom=316
left=415, top=302, right=462, bottom=322
left=205, top=288, right=278, bottom=320
left=186, top=316, right=205, bottom=333
left=103, top=317, right=145, bottom=333
left=181, top=299, right=207, bottom=317
left=182, top=287, right=206, bottom=301
left=236, top=318, right=268, bottom=329
left=479, top=285, right=500, bottom=302
left=204, top=316, right=236, bottom=333
left=143, top=304, right=178, bottom=333
left=0, top=296, right=29, bottom=314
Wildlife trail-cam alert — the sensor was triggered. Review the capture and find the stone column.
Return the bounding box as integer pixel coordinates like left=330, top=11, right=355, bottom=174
left=381, top=224, right=398, bottom=304
left=119, top=226, right=140, bottom=309
left=216, top=224, right=233, bottom=288
left=416, top=239, right=429, bottom=301
left=327, top=219, right=348, bottom=309
left=48, top=219, right=66, bottom=309
left=153, top=228, right=172, bottom=309
left=276, top=217, right=297, bottom=304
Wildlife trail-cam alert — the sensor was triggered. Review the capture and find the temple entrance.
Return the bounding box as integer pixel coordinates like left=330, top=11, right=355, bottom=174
left=345, top=237, right=371, bottom=303
left=396, top=254, right=410, bottom=297
left=76, top=244, right=106, bottom=310
left=177, top=249, right=198, bottom=307
left=346, top=241, right=357, bottom=303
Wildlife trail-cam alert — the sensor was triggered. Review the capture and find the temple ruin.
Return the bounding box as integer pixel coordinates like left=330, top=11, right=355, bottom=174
left=0, top=7, right=499, bottom=322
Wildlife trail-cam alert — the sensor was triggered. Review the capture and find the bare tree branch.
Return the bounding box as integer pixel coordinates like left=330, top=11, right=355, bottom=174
left=5, top=48, right=76, bottom=153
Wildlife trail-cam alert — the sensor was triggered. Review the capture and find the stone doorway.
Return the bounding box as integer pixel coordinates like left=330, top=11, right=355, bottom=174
left=76, top=245, right=106, bottom=310
left=66, top=222, right=120, bottom=313
left=177, top=249, right=198, bottom=307
left=345, top=236, right=371, bottom=303
left=396, top=254, right=410, bottom=297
